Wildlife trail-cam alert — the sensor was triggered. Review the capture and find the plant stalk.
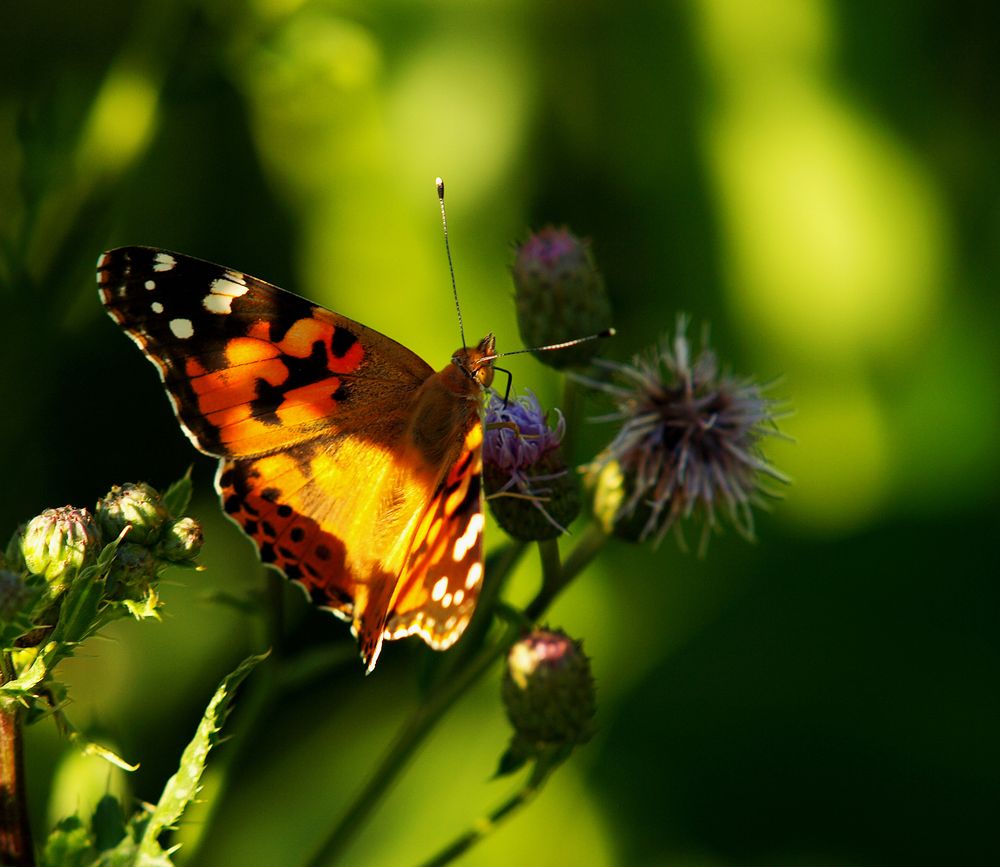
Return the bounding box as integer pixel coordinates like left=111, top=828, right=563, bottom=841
left=307, top=523, right=606, bottom=865
left=304, top=621, right=520, bottom=867
left=0, top=654, right=34, bottom=867
left=416, top=757, right=554, bottom=867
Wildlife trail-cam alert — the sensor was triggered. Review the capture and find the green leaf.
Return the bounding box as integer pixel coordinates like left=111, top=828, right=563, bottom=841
left=162, top=471, right=193, bottom=519
left=92, top=795, right=127, bottom=852
left=138, top=652, right=268, bottom=857
left=42, top=815, right=97, bottom=867
left=55, top=706, right=139, bottom=771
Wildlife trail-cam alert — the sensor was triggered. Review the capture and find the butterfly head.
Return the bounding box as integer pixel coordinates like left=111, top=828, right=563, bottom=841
left=451, top=333, right=496, bottom=389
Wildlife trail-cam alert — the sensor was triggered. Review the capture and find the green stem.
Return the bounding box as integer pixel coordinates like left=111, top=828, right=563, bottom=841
left=0, top=654, right=34, bottom=867
left=525, top=522, right=608, bottom=621
left=306, top=524, right=605, bottom=865
left=304, top=621, right=521, bottom=867
left=537, top=538, right=561, bottom=592
left=561, top=376, right=581, bottom=462
left=416, top=758, right=555, bottom=867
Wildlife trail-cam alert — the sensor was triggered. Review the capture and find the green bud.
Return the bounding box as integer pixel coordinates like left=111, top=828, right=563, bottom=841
left=485, top=453, right=580, bottom=541
left=20, top=507, right=101, bottom=595
left=158, top=517, right=204, bottom=562
left=0, top=569, right=38, bottom=623
left=96, top=483, right=168, bottom=545
left=5, top=525, right=27, bottom=572
left=512, top=227, right=612, bottom=369
left=501, top=629, right=596, bottom=758
left=106, top=543, right=157, bottom=600
left=589, top=459, right=648, bottom=543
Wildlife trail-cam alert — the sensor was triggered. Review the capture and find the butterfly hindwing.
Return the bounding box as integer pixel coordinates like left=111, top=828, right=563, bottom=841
left=384, top=421, right=485, bottom=652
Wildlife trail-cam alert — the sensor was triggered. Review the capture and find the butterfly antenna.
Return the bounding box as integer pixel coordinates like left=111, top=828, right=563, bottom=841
left=437, top=177, right=467, bottom=350
left=483, top=328, right=617, bottom=363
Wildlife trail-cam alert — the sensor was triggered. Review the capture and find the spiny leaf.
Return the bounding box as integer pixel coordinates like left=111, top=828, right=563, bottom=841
left=161, top=471, right=193, bottom=519
left=138, top=652, right=268, bottom=857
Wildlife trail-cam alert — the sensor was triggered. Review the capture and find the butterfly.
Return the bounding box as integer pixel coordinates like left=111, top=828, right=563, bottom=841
left=97, top=246, right=495, bottom=672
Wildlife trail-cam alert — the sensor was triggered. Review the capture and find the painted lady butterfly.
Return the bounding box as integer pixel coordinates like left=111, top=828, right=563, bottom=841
left=97, top=246, right=493, bottom=672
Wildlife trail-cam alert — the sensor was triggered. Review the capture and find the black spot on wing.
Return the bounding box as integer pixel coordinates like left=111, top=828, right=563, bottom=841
left=330, top=327, right=358, bottom=358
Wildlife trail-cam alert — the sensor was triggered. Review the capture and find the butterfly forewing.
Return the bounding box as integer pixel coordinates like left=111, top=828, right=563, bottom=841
left=97, top=246, right=492, bottom=671
left=97, top=247, right=432, bottom=458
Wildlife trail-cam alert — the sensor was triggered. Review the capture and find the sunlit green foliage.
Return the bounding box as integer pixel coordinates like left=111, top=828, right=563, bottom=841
left=1, top=1, right=998, bottom=865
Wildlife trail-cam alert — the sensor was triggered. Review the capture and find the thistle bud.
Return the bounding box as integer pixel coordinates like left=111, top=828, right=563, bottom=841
left=484, top=391, right=580, bottom=540
left=158, top=517, right=204, bottom=562
left=0, top=569, right=37, bottom=623
left=96, top=483, right=168, bottom=545
left=501, top=628, right=596, bottom=761
left=512, top=227, right=612, bottom=369
left=106, top=543, right=157, bottom=600
left=20, top=507, right=101, bottom=595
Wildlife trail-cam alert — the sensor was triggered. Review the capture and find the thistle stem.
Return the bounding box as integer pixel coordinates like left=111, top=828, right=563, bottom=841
left=305, top=621, right=520, bottom=867
left=307, top=519, right=605, bottom=865
left=525, top=522, right=608, bottom=621
left=537, top=538, right=561, bottom=592
left=0, top=654, right=34, bottom=867
left=416, top=758, right=555, bottom=867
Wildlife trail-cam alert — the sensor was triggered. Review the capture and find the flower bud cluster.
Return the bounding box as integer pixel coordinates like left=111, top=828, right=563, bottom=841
left=1, top=479, right=203, bottom=644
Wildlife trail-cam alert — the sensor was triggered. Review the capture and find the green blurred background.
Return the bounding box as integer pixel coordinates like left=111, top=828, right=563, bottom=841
left=2, top=1, right=999, bottom=864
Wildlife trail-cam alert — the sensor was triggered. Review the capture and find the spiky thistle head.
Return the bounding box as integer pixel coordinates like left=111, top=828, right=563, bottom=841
left=587, top=317, right=788, bottom=549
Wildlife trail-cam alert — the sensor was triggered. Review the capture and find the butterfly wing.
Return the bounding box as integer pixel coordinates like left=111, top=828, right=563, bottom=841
left=97, top=246, right=434, bottom=458
left=383, top=421, right=485, bottom=654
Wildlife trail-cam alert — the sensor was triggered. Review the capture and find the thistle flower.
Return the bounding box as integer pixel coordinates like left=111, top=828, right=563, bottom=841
left=586, top=318, right=787, bottom=549
left=484, top=390, right=580, bottom=540
left=499, top=628, right=596, bottom=773
left=512, top=227, right=612, bottom=369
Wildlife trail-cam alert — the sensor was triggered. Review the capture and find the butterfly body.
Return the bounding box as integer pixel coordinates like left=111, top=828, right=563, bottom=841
left=98, top=246, right=493, bottom=671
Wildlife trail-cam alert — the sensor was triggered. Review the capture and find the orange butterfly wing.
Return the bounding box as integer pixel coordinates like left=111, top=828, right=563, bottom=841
left=98, top=246, right=491, bottom=670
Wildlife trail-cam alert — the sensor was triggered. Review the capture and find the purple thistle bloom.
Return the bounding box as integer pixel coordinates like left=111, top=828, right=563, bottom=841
left=485, top=389, right=566, bottom=472
left=585, top=317, right=788, bottom=550
left=484, top=390, right=575, bottom=536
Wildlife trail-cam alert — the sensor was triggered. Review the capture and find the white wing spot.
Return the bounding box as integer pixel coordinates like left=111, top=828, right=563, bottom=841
left=153, top=253, right=176, bottom=272
left=203, top=276, right=250, bottom=315
left=452, top=512, right=485, bottom=561
left=144, top=279, right=156, bottom=290
left=169, top=318, right=194, bottom=339
left=465, top=561, right=483, bottom=590
left=453, top=589, right=464, bottom=606
left=210, top=277, right=250, bottom=298
left=151, top=301, right=164, bottom=314
left=441, top=592, right=453, bottom=608
left=224, top=270, right=247, bottom=285
left=431, top=576, right=448, bottom=602
left=203, top=294, right=233, bottom=314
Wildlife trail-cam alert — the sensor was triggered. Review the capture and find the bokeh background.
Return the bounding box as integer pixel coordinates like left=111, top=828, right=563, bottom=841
left=2, top=1, right=999, bottom=864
